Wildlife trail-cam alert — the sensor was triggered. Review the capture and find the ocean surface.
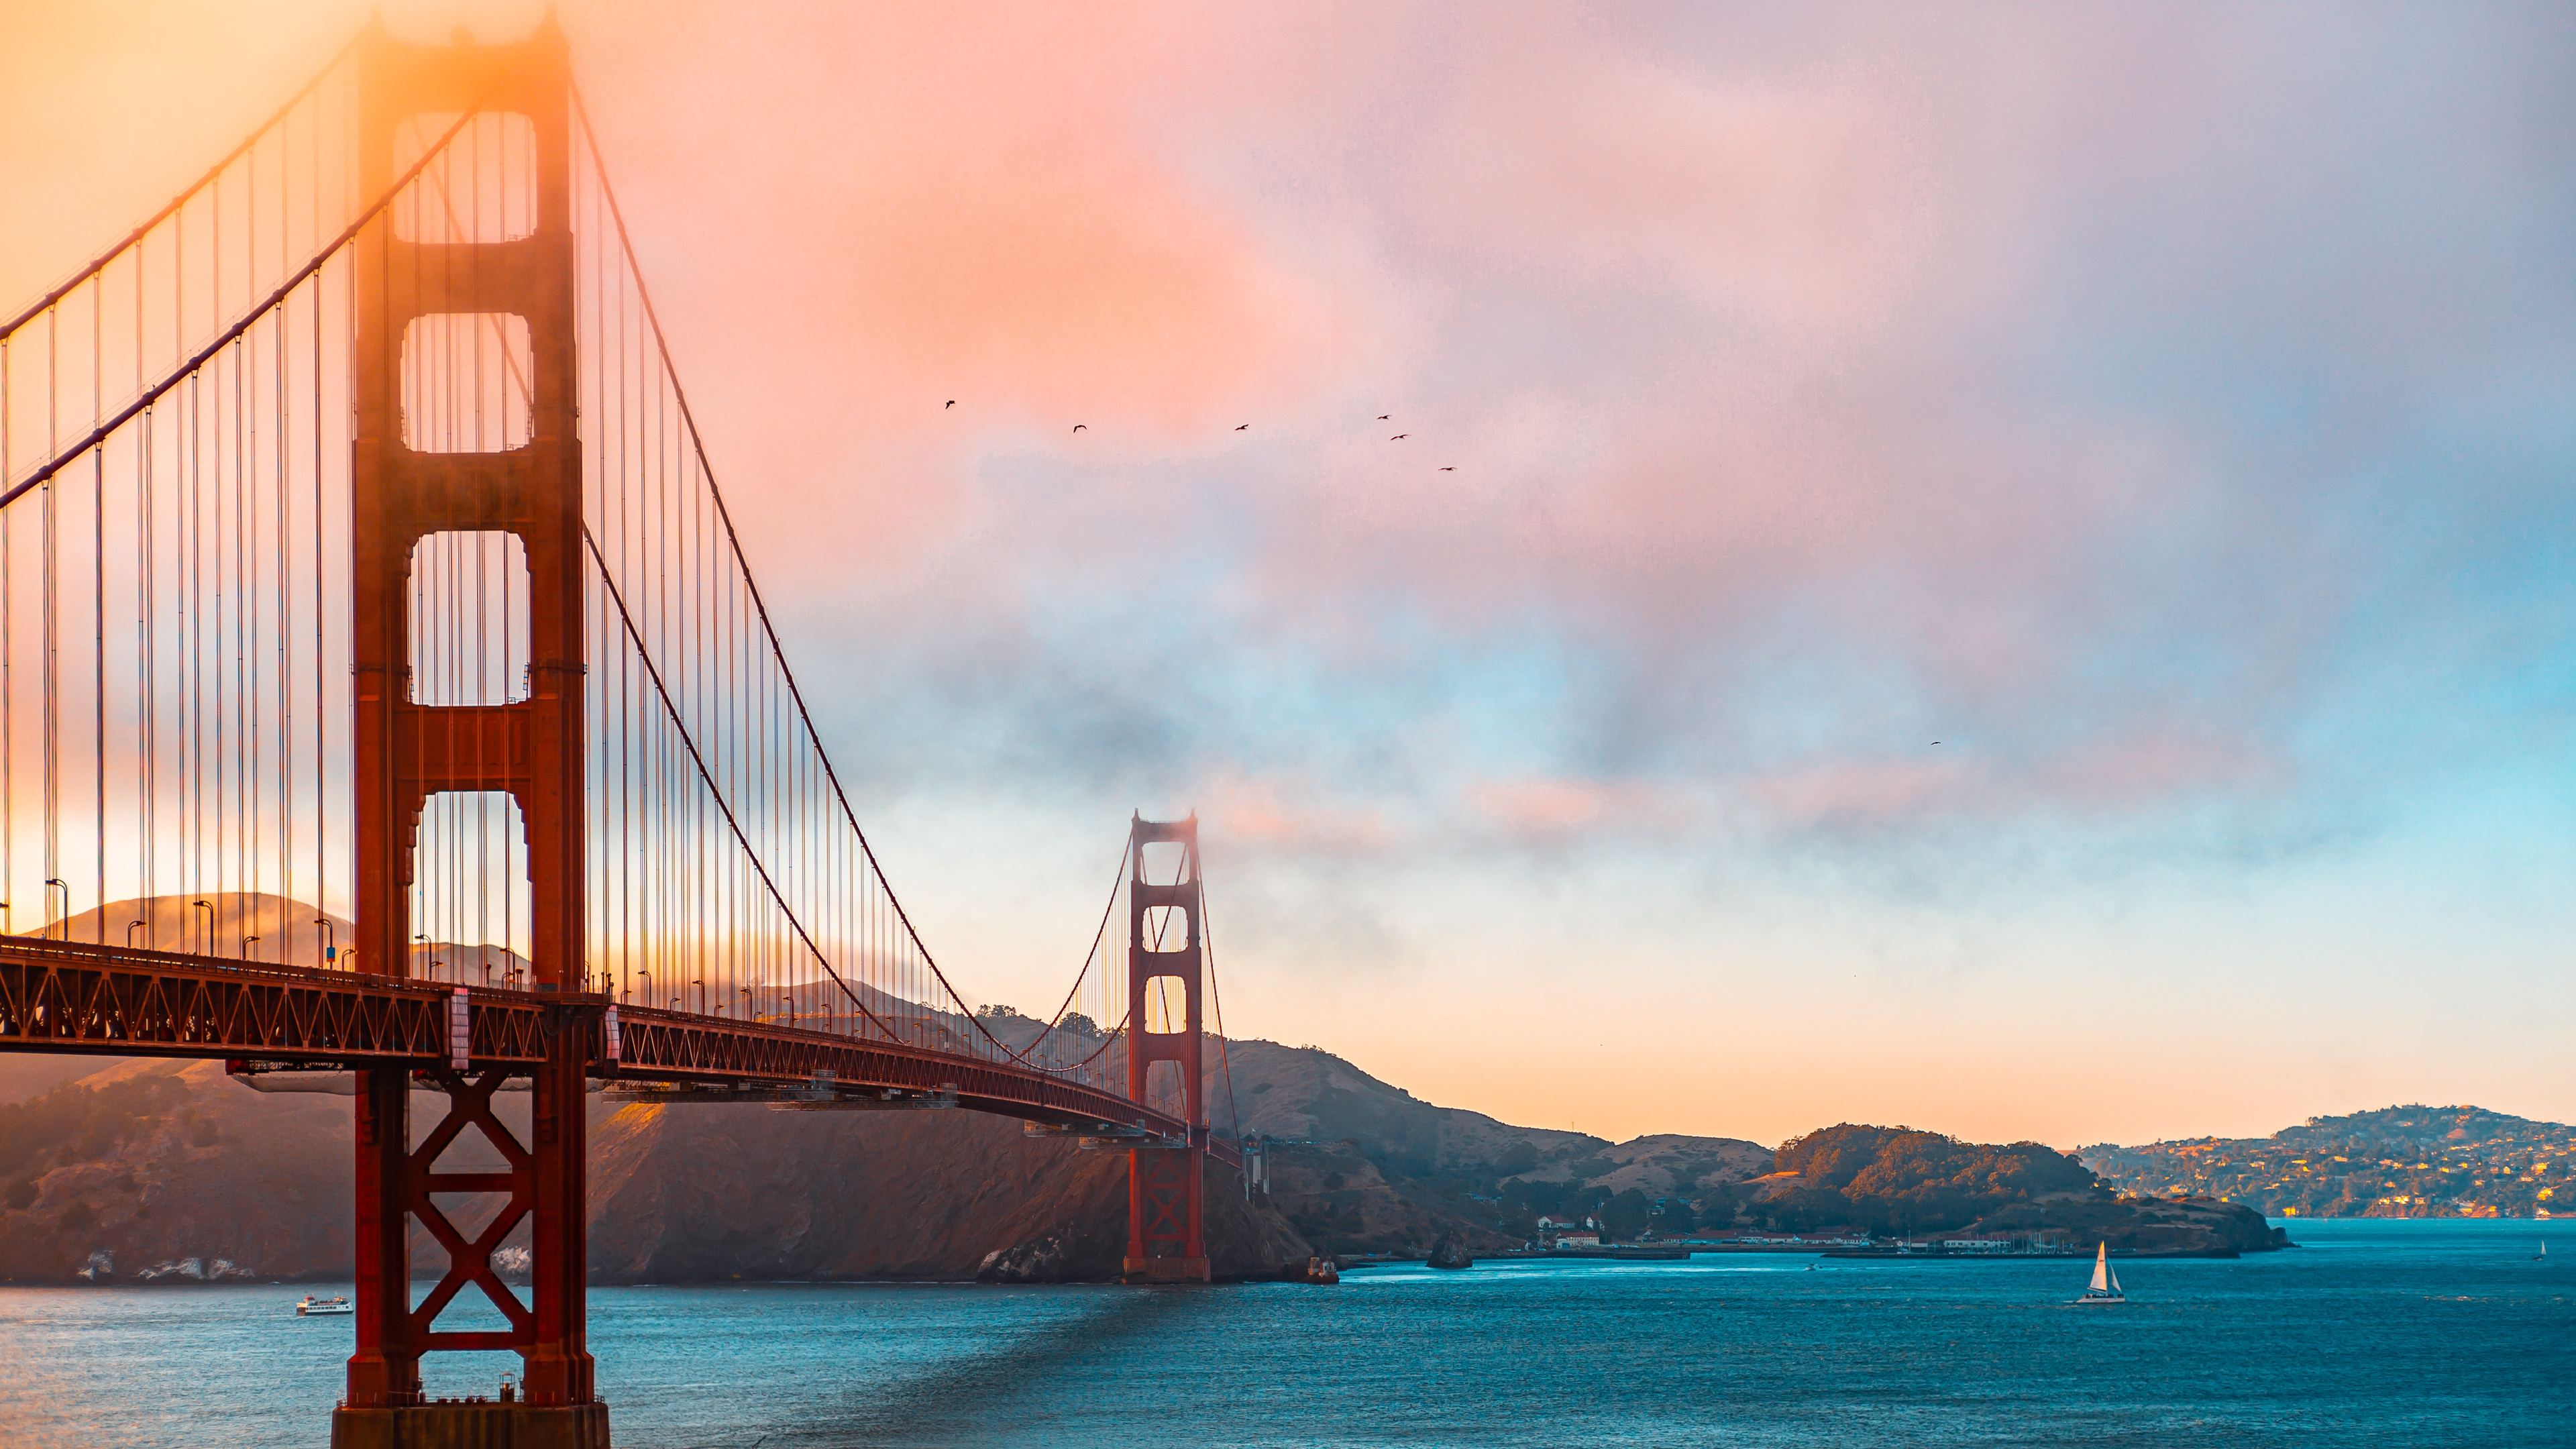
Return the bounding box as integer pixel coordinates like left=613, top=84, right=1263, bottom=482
left=0, top=1220, right=2567, bottom=1447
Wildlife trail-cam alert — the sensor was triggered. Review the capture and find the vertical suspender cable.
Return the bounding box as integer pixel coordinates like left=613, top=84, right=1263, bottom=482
left=43, top=309, right=60, bottom=935
left=3, top=335, right=13, bottom=934
left=313, top=95, right=329, bottom=941
left=246, top=132, right=261, bottom=946
left=140, top=233, right=155, bottom=925
left=276, top=173, right=292, bottom=946
left=92, top=273, right=106, bottom=938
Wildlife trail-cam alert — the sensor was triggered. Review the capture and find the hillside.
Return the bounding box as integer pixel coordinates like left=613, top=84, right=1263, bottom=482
left=0, top=1030, right=2304, bottom=1281
left=1215, top=1040, right=1771, bottom=1255
left=2080, top=1105, right=2576, bottom=1219
left=1743, top=1124, right=2283, bottom=1253
left=0, top=1057, right=1307, bottom=1284
left=0, top=1038, right=1777, bottom=1281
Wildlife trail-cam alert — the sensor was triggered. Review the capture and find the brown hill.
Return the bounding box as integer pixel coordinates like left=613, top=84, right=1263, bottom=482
left=0, top=1036, right=1780, bottom=1280
left=15, top=1036, right=2259, bottom=1280
left=0, top=1057, right=1308, bottom=1284
left=1731, top=1123, right=2285, bottom=1253
left=1215, top=1040, right=1772, bottom=1254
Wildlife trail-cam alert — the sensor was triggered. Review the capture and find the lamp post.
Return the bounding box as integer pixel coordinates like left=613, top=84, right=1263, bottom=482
left=193, top=900, right=215, bottom=955
left=44, top=879, right=69, bottom=940
left=127, top=919, right=146, bottom=948
left=316, top=916, right=336, bottom=966
left=242, top=934, right=260, bottom=960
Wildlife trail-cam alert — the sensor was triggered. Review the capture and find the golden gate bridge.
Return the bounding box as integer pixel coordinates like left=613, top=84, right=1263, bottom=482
left=0, top=19, right=1249, bottom=1447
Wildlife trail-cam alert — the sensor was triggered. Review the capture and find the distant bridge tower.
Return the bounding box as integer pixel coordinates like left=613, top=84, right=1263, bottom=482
left=1124, top=813, right=1210, bottom=1281
left=342, top=19, right=603, bottom=1447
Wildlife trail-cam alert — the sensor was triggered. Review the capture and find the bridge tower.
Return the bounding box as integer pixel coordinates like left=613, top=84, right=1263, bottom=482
left=1124, top=814, right=1211, bottom=1282
left=340, top=19, right=604, bottom=1448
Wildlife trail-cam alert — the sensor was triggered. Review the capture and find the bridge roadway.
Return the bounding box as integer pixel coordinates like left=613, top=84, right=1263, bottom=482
left=0, top=932, right=1223, bottom=1155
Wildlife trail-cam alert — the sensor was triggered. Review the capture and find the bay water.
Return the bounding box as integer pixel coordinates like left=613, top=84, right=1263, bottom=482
left=0, top=1220, right=2565, bottom=1446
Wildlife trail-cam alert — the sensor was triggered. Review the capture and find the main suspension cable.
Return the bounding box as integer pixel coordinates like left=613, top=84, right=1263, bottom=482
left=0, top=33, right=362, bottom=345
left=569, top=83, right=1106, bottom=1069
left=1, top=101, right=493, bottom=510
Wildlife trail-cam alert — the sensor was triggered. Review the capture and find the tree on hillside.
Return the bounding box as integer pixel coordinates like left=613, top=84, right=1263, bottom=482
left=1601, top=1188, right=1653, bottom=1240
left=1771, top=1123, right=2103, bottom=1236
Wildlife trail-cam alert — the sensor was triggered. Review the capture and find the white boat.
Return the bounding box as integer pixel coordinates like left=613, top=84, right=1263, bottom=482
left=2071, top=1242, right=2125, bottom=1305
left=296, top=1295, right=353, bottom=1317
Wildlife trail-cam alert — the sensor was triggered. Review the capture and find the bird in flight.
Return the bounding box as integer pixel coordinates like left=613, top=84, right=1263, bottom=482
left=1931, top=741, right=1941, bottom=746
left=945, top=400, right=955, bottom=409
left=1377, top=414, right=1390, bottom=420
left=1440, top=466, right=1454, bottom=471
left=1390, top=433, right=1407, bottom=440
left=1235, top=423, right=1249, bottom=431
left=1072, top=424, right=1086, bottom=433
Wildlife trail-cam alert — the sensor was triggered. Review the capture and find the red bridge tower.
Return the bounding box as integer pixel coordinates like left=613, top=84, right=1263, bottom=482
left=339, top=20, right=605, bottom=1448
left=1124, top=814, right=1211, bottom=1282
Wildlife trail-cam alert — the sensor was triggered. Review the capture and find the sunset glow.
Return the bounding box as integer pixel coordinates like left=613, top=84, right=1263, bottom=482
left=8, top=0, right=2569, bottom=1149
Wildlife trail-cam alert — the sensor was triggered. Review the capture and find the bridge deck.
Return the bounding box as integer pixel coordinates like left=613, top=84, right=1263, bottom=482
left=0, top=935, right=1214, bottom=1151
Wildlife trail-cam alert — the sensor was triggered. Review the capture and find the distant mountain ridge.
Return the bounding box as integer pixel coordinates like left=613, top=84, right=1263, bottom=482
left=2080, top=1105, right=2575, bottom=1219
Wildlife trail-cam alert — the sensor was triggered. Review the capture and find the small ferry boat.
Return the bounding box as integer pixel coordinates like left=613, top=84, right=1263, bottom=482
left=2070, top=1243, right=2125, bottom=1305
left=296, top=1295, right=353, bottom=1317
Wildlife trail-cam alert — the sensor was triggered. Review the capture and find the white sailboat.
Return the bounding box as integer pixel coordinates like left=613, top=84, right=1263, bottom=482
left=2071, top=1242, right=2126, bottom=1305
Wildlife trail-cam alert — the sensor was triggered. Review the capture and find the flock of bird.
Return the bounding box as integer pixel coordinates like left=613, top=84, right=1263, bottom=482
left=943, top=398, right=1455, bottom=469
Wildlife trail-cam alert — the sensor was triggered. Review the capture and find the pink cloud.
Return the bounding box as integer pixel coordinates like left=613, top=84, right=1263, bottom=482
left=1466, top=775, right=1691, bottom=848
left=1751, top=757, right=1980, bottom=833
left=1198, top=769, right=1394, bottom=856
left=1751, top=724, right=2290, bottom=835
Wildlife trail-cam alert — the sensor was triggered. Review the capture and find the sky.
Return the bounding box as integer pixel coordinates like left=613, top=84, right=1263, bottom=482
left=3, top=1, right=2571, bottom=1149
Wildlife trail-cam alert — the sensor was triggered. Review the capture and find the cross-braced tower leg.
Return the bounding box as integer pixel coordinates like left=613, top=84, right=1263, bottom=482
left=1125, top=813, right=1210, bottom=1283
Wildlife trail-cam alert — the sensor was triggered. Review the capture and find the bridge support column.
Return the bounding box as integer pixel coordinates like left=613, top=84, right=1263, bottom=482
left=1124, top=814, right=1210, bottom=1283
left=340, top=16, right=602, bottom=1446
left=334, top=1043, right=605, bottom=1449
